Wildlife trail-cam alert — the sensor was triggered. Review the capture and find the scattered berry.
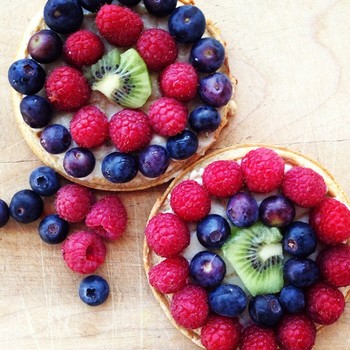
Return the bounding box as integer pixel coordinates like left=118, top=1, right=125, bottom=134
left=279, top=285, right=305, bottom=314
left=241, top=324, right=277, bottom=350
left=40, top=124, right=72, bottom=154
left=138, top=145, right=170, bottom=178
left=166, top=130, right=198, bottom=160
left=283, top=258, right=319, bottom=288
left=38, top=214, right=69, bottom=244
left=20, top=95, right=52, bottom=129
left=79, top=275, right=110, bottom=306
left=249, top=294, right=283, bottom=327
left=78, top=0, right=112, bottom=12
left=143, top=0, right=176, bottom=17
left=189, top=105, right=221, bottom=133
left=63, top=147, right=96, bottom=178
left=29, top=166, right=60, bottom=197
left=0, top=200, right=10, bottom=228
left=118, top=0, right=141, bottom=6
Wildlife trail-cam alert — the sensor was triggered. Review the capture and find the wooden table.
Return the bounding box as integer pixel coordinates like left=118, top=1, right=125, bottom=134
left=1, top=0, right=350, bottom=349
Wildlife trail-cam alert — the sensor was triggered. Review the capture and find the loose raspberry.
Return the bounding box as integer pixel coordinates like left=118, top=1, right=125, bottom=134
left=136, top=28, right=178, bottom=71
left=85, top=195, right=127, bottom=240
left=200, top=316, right=241, bottom=350
left=70, top=105, right=109, bottom=148
left=96, top=4, right=143, bottom=47
left=170, top=180, right=211, bottom=222
left=63, top=29, right=104, bottom=67
left=202, top=160, right=244, bottom=198
left=109, top=109, right=152, bottom=153
left=45, top=66, right=91, bottom=112
left=306, top=282, right=345, bottom=325
left=148, top=97, right=188, bottom=136
left=145, top=213, right=190, bottom=257
left=170, top=285, right=209, bottom=329
left=241, top=324, right=277, bottom=350
left=277, top=314, right=316, bottom=350
left=148, top=256, right=189, bottom=294
left=62, top=231, right=107, bottom=274
left=159, top=62, right=199, bottom=102
left=241, top=147, right=285, bottom=193
left=55, top=184, right=94, bottom=223
left=309, top=197, right=350, bottom=245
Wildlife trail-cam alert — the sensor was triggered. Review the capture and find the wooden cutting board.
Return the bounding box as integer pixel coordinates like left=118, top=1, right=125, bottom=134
left=1, top=0, right=350, bottom=349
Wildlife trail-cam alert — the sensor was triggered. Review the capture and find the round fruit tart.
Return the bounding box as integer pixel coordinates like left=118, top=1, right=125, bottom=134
left=8, top=0, right=236, bottom=191
left=143, top=144, right=350, bottom=350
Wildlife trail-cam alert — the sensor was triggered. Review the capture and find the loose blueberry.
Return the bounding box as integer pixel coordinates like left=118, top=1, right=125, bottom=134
left=138, top=145, right=170, bottom=178
left=63, top=147, right=96, bottom=178
left=102, top=152, right=138, bottom=183
left=38, top=214, right=69, bottom=244
left=20, top=95, right=52, bottom=129
left=144, top=0, right=177, bottom=17
left=29, top=166, right=61, bottom=197
left=249, top=294, right=283, bottom=327
left=166, top=130, right=198, bottom=160
left=40, top=124, right=72, bottom=154
left=79, top=275, right=110, bottom=306
left=279, top=285, right=305, bottom=314
left=283, top=257, right=319, bottom=288
left=78, top=0, right=112, bottom=12
left=189, top=105, right=221, bottom=133
left=0, top=200, right=10, bottom=228
left=118, top=0, right=141, bottom=7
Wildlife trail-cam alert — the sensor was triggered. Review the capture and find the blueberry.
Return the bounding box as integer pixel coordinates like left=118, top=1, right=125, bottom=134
left=63, top=147, right=96, bottom=178
left=102, top=152, right=138, bottom=183
left=168, top=5, right=206, bottom=43
left=138, top=145, right=170, bottom=178
left=249, top=294, right=283, bottom=327
left=118, top=0, right=141, bottom=7
left=78, top=0, right=112, bottom=12
left=199, top=73, right=233, bottom=107
left=144, top=0, right=176, bottom=16
left=79, top=275, right=110, bottom=306
left=0, top=200, right=10, bottom=228
left=189, top=105, right=221, bottom=133
left=279, top=285, right=305, bottom=314
left=9, top=190, right=44, bottom=224
left=38, top=214, right=69, bottom=244
left=283, top=258, right=319, bottom=288
left=40, top=124, right=72, bottom=154
left=29, top=166, right=61, bottom=197
left=209, top=284, right=247, bottom=317
left=166, top=130, right=198, bottom=160
left=20, top=95, right=52, bottom=129
left=8, top=59, right=46, bottom=95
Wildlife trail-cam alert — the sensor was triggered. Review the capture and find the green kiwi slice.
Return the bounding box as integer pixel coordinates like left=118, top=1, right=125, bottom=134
left=222, top=222, right=284, bottom=296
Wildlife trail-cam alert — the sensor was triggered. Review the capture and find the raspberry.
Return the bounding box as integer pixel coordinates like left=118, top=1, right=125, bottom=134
left=55, top=184, right=94, bottom=223
left=159, top=62, right=199, bottom=102
left=136, top=28, right=178, bottom=71
left=317, top=243, right=350, bottom=287
left=85, top=195, right=127, bottom=240
left=45, top=66, right=91, bottom=112
left=170, top=180, right=211, bottom=222
left=96, top=4, right=143, bottom=47
left=202, top=160, right=244, bottom=198
left=148, top=256, right=189, bottom=294
left=200, top=316, right=241, bottom=350
left=306, top=282, right=345, bottom=325
left=241, top=147, right=285, bottom=193
left=282, top=166, right=327, bottom=207
left=309, top=197, right=350, bottom=245
left=170, top=285, right=209, bottom=329
left=145, top=213, right=190, bottom=257
left=241, top=324, right=277, bottom=350
left=63, top=29, right=104, bottom=67
left=109, top=109, right=152, bottom=153
left=62, top=231, right=107, bottom=274
left=70, top=105, right=109, bottom=148
left=148, top=97, right=188, bottom=136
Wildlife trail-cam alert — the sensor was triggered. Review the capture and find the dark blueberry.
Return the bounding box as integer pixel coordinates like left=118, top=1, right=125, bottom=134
left=144, top=0, right=176, bottom=17
left=29, top=166, right=61, bottom=197
left=79, top=275, right=110, bottom=306
left=189, top=38, right=225, bottom=73
left=209, top=284, right=247, bottom=317
left=44, top=0, right=84, bottom=34
left=79, top=0, right=113, bottom=12
left=40, top=124, right=72, bottom=154
left=189, top=105, right=221, bottom=133
left=249, top=294, right=283, bottom=327
left=20, top=95, right=52, bottom=129
left=199, top=73, right=233, bottom=108
left=38, top=214, right=69, bottom=244
left=226, top=192, right=259, bottom=227
left=8, top=59, right=46, bottom=95
left=118, top=0, right=141, bottom=7
left=279, top=285, right=305, bottom=314
left=102, top=152, right=138, bottom=183
left=138, top=145, right=170, bottom=178
left=0, top=200, right=10, bottom=228
left=283, top=221, right=317, bottom=258
left=9, top=190, right=44, bottom=224
left=166, top=130, right=198, bottom=160
left=283, top=258, right=319, bottom=288
left=168, top=5, right=206, bottom=43
left=63, top=147, right=96, bottom=178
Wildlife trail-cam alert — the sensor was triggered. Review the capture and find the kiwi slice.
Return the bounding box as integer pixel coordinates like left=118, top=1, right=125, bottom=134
left=222, top=222, right=284, bottom=296
left=84, top=48, right=152, bottom=109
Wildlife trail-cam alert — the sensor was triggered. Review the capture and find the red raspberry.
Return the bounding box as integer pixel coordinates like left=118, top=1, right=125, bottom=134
left=70, top=105, right=109, bottom=148
left=136, top=28, right=178, bottom=71
left=306, top=282, right=345, bottom=325
left=96, top=4, right=143, bottom=47
left=317, top=243, right=350, bottom=287
left=145, top=213, right=190, bottom=257
left=45, top=66, right=91, bottom=112
left=85, top=195, right=127, bottom=240
left=200, top=316, right=241, bottom=350
left=202, top=160, right=244, bottom=198
left=109, top=109, right=152, bottom=153
left=170, top=285, right=209, bottom=329
left=282, top=166, right=327, bottom=207
left=241, top=147, right=285, bottom=193
left=170, top=180, right=211, bottom=222
left=55, top=184, right=94, bottom=223
left=148, top=256, right=189, bottom=294
left=63, top=29, right=104, bottom=67
left=148, top=97, right=188, bottom=136
left=159, top=62, right=199, bottom=102
left=62, top=231, right=107, bottom=274
left=241, top=324, right=277, bottom=350
left=309, top=197, right=350, bottom=245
